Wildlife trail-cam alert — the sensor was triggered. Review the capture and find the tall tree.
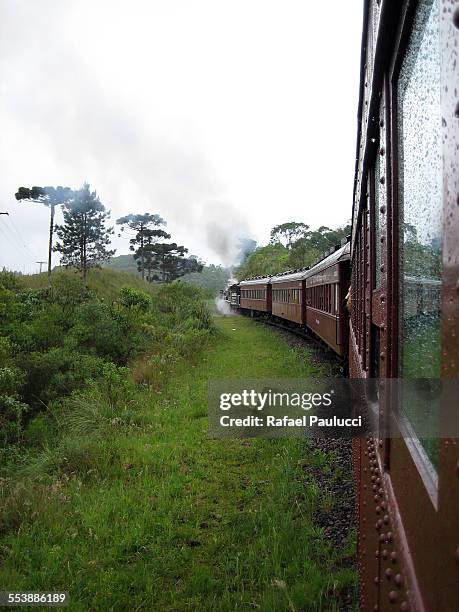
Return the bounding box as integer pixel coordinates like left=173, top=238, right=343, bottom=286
left=54, top=184, right=115, bottom=281
left=15, top=185, right=73, bottom=276
left=148, top=244, right=203, bottom=282
left=270, top=222, right=309, bottom=249
left=116, top=213, right=168, bottom=280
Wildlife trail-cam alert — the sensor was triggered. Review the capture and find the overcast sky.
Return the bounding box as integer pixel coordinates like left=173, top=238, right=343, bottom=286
left=0, top=0, right=363, bottom=273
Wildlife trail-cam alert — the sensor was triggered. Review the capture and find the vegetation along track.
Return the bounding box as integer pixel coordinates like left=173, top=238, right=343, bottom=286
left=1, top=305, right=356, bottom=611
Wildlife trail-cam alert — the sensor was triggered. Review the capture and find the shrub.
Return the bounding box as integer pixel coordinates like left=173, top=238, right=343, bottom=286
left=21, top=349, right=110, bottom=406
left=119, top=286, right=152, bottom=312
left=69, top=302, right=132, bottom=363
left=0, top=366, right=28, bottom=446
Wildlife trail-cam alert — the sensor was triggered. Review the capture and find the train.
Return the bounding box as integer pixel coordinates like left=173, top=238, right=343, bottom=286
left=222, top=240, right=351, bottom=357
left=221, top=1, right=458, bottom=610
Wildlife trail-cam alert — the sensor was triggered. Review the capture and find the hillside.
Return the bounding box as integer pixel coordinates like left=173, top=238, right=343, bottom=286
left=177, top=264, right=230, bottom=295
left=104, top=254, right=230, bottom=295
left=20, top=267, right=157, bottom=302
left=104, top=254, right=139, bottom=276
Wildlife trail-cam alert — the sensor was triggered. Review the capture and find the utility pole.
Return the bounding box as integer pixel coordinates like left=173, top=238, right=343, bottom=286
left=36, top=261, right=46, bottom=274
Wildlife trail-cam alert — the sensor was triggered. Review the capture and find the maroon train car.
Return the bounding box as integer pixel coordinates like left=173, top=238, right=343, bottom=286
left=270, top=272, right=305, bottom=325
left=239, top=277, right=272, bottom=313
left=350, top=1, right=458, bottom=610
left=303, top=242, right=350, bottom=357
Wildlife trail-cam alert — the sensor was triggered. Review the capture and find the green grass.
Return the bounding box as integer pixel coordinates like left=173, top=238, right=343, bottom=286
left=0, top=316, right=356, bottom=611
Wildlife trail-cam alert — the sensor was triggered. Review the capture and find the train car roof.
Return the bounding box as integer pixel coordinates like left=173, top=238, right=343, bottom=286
left=270, top=270, right=306, bottom=284
left=239, top=276, right=271, bottom=286
left=301, top=242, right=350, bottom=279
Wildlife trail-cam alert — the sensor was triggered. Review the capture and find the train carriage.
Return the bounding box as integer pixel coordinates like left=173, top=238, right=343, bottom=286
left=239, top=277, right=272, bottom=313
left=303, top=242, right=350, bottom=357
left=350, top=1, right=459, bottom=610
left=270, top=272, right=305, bottom=325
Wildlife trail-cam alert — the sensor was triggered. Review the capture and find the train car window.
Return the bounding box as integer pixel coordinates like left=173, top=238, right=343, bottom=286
left=397, top=0, right=441, bottom=468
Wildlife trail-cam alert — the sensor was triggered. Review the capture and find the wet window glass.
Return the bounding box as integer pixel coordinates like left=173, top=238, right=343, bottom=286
left=397, top=0, right=441, bottom=468
left=374, top=155, right=381, bottom=288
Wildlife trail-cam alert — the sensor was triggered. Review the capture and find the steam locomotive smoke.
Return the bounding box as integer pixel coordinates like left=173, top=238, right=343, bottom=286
left=214, top=296, right=232, bottom=316
left=203, top=201, right=255, bottom=266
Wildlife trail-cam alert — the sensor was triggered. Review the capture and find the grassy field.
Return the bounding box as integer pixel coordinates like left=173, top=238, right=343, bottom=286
left=1, top=315, right=356, bottom=611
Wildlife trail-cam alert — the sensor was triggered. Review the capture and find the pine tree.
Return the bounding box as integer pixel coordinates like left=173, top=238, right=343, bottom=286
left=149, top=243, right=203, bottom=282
left=116, top=213, right=169, bottom=281
left=15, top=185, right=73, bottom=276
left=54, top=184, right=115, bottom=281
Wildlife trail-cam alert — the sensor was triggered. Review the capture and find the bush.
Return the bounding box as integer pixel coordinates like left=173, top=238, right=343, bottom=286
left=68, top=302, right=133, bottom=363
left=21, top=349, right=110, bottom=406
left=0, top=366, right=28, bottom=447
left=119, top=286, right=151, bottom=312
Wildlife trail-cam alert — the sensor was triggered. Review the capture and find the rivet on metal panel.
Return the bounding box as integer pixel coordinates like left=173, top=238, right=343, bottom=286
left=380, top=176, right=385, bottom=185
left=400, top=602, right=410, bottom=611
left=387, top=532, right=393, bottom=542
left=380, top=352, right=385, bottom=359
left=385, top=568, right=393, bottom=579
left=380, top=147, right=385, bottom=156
left=394, top=574, right=404, bottom=587
left=375, top=550, right=380, bottom=558
left=382, top=549, right=388, bottom=559
left=390, top=551, right=397, bottom=562
left=380, top=294, right=385, bottom=302
left=380, top=205, right=386, bottom=213
left=383, top=515, right=390, bottom=524
left=453, top=6, right=459, bottom=29
left=374, top=577, right=379, bottom=585
left=376, top=506, right=381, bottom=514
left=389, top=591, right=398, bottom=603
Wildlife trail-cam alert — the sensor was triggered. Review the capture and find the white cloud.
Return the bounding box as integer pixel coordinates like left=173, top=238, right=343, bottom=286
left=0, top=0, right=362, bottom=272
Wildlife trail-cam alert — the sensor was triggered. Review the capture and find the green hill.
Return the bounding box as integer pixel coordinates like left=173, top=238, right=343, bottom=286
left=20, top=267, right=156, bottom=302
left=177, top=264, right=230, bottom=295
left=104, top=254, right=139, bottom=276
left=104, top=255, right=231, bottom=296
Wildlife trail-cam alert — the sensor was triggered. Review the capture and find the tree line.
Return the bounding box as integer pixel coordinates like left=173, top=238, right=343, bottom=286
left=236, top=221, right=351, bottom=279
left=15, top=183, right=202, bottom=282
